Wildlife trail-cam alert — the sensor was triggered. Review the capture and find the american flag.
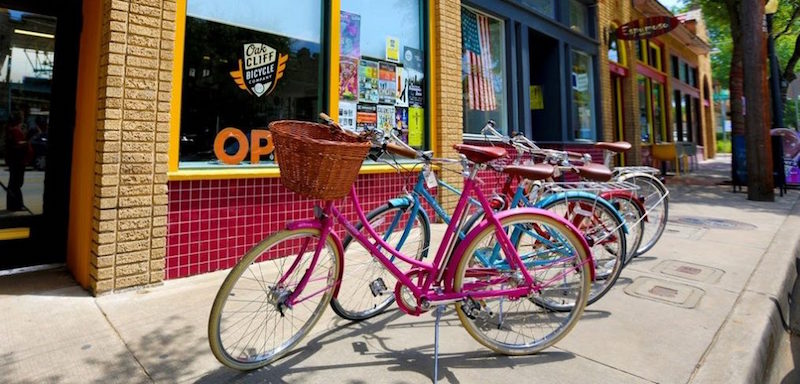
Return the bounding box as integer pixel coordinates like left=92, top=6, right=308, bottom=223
left=462, top=9, right=497, bottom=111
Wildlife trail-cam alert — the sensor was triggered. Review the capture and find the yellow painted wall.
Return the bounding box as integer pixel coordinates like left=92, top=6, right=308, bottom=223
left=66, top=0, right=102, bottom=288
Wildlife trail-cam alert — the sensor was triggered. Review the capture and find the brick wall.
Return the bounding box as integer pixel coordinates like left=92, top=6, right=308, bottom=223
left=433, top=0, right=464, bottom=213
left=90, top=0, right=175, bottom=293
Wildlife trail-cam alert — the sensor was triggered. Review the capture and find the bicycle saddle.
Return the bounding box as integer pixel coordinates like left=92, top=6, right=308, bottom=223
left=503, top=164, right=554, bottom=181
left=453, top=144, right=507, bottom=164
left=573, top=163, right=613, bottom=182
left=595, top=141, right=632, bottom=153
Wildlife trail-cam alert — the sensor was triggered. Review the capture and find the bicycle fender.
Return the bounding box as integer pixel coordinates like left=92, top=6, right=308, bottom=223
left=286, top=219, right=346, bottom=298
left=387, top=196, right=413, bottom=209
left=537, top=191, right=628, bottom=234
left=442, top=207, right=595, bottom=290
left=600, top=190, right=648, bottom=223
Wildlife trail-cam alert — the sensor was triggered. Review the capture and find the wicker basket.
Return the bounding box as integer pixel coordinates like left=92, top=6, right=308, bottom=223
left=270, top=120, right=370, bottom=200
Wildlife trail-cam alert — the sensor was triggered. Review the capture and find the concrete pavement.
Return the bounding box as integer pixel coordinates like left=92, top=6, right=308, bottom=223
left=2, top=155, right=799, bottom=383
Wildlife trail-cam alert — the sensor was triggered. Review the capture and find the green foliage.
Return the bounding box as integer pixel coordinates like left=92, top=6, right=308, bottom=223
left=785, top=97, right=800, bottom=129
left=716, top=132, right=732, bottom=152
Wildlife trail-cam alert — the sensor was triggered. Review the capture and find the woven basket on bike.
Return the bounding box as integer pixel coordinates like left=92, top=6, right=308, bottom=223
left=270, top=120, right=371, bottom=200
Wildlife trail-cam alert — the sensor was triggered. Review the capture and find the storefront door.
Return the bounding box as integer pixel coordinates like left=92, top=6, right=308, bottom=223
left=0, top=0, right=80, bottom=270
left=611, top=74, right=625, bottom=164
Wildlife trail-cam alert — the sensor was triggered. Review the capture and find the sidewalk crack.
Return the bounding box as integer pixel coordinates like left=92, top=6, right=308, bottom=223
left=94, top=300, right=156, bottom=383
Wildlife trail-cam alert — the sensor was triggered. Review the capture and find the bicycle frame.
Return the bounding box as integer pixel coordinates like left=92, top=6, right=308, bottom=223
left=284, top=174, right=591, bottom=311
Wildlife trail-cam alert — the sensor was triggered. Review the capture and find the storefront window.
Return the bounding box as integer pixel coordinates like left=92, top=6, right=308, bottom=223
left=178, top=0, right=323, bottom=166
left=461, top=6, right=508, bottom=135
left=608, top=28, right=620, bottom=64
left=519, top=0, right=555, bottom=18
left=339, top=0, right=427, bottom=148
left=571, top=50, right=595, bottom=141
left=638, top=76, right=651, bottom=142
left=569, top=0, right=589, bottom=35
left=652, top=82, right=664, bottom=142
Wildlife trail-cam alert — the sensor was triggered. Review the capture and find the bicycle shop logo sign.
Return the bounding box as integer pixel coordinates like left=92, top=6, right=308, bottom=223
left=229, top=43, right=288, bottom=97
left=615, top=17, right=680, bottom=40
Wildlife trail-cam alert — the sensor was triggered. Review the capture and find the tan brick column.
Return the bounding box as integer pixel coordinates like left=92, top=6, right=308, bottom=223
left=433, top=0, right=464, bottom=213
left=90, top=0, right=174, bottom=294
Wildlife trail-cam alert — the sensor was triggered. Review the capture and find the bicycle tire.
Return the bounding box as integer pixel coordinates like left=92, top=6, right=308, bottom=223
left=607, top=195, right=646, bottom=265
left=208, top=228, right=341, bottom=370
left=330, top=203, right=430, bottom=321
left=452, top=212, right=591, bottom=355
left=538, top=195, right=626, bottom=306
left=618, top=173, right=669, bottom=255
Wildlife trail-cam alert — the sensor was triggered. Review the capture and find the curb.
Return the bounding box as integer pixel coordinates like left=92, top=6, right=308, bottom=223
left=689, top=195, right=800, bottom=383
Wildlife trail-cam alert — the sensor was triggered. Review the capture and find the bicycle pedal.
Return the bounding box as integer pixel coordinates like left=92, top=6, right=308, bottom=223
left=369, top=278, right=388, bottom=297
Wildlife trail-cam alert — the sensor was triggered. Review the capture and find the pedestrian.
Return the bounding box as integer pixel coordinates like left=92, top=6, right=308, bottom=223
left=5, top=114, right=31, bottom=211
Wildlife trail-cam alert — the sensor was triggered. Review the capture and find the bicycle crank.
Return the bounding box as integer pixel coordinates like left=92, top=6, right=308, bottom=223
left=394, top=269, right=429, bottom=316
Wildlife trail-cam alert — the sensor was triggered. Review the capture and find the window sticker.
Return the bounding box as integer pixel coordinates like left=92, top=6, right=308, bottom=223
left=229, top=43, right=288, bottom=97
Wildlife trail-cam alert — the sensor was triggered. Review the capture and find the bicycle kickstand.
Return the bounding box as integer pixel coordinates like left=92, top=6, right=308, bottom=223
left=433, top=303, right=445, bottom=383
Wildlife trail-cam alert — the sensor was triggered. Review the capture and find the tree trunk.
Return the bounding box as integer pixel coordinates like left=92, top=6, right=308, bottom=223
left=726, top=0, right=745, bottom=136
left=740, top=0, right=775, bottom=201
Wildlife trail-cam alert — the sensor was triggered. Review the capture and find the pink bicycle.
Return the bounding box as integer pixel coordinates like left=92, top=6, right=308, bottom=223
left=208, top=117, right=594, bottom=370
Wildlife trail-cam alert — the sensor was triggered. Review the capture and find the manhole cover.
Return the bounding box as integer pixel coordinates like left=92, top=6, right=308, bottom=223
left=663, top=224, right=707, bottom=240
left=670, top=216, right=757, bottom=230
left=651, top=260, right=725, bottom=283
left=624, top=277, right=705, bottom=308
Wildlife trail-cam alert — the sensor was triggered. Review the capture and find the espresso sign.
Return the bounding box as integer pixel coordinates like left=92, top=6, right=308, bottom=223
left=616, top=17, right=680, bottom=40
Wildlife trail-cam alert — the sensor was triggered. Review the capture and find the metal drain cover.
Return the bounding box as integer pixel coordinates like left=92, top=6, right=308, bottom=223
left=670, top=216, right=757, bottom=230
left=651, top=260, right=725, bottom=283
left=624, top=277, right=705, bottom=308
left=663, top=224, right=707, bottom=240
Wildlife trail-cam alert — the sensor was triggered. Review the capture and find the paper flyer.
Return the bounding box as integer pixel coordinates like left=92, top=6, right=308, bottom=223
left=340, top=11, right=360, bottom=58
left=395, top=66, right=408, bottom=107
left=385, top=36, right=400, bottom=62
left=377, top=105, right=395, bottom=134
left=408, top=106, right=424, bottom=148
left=356, top=103, right=377, bottom=131
left=402, top=47, right=425, bottom=107
left=395, top=107, right=409, bottom=143
left=339, top=57, right=359, bottom=101
left=358, top=59, right=379, bottom=103
left=378, top=62, right=397, bottom=105
left=338, top=101, right=357, bottom=131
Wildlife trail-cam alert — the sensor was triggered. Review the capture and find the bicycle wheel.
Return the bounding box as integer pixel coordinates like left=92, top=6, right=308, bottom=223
left=209, top=228, right=341, bottom=370
left=330, top=203, right=430, bottom=321
left=539, top=195, right=626, bottom=306
left=452, top=212, right=591, bottom=355
left=607, top=196, right=645, bottom=265
left=619, top=174, right=668, bottom=255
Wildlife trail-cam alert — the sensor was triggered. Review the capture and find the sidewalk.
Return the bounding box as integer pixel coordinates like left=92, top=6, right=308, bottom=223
left=2, top=156, right=799, bottom=384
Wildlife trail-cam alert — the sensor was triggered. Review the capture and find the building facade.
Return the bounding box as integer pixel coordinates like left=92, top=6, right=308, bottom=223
left=0, top=0, right=714, bottom=294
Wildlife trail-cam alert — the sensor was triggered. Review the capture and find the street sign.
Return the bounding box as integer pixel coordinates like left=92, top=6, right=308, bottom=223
left=713, top=89, right=730, bottom=102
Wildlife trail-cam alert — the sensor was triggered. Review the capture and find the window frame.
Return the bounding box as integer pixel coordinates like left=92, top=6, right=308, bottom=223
left=607, top=22, right=627, bottom=68
left=168, top=0, right=436, bottom=180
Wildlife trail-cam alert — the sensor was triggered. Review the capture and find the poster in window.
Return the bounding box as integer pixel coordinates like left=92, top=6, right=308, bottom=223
left=339, top=101, right=357, bottom=131
left=341, top=11, right=361, bottom=58
left=385, top=36, right=400, bottom=62
left=378, top=62, right=397, bottom=105
left=358, top=59, right=379, bottom=103
left=339, top=57, right=359, bottom=101
left=356, top=103, right=377, bottom=131
left=395, top=66, right=408, bottom=107
left=377, top=105, right=395, bottom=134
left=408, top=106, right=424, bottom=147
left=402, top=47, right=424, bottom=107
left=530, top=85, right=544, bottom=110
left=395, top=107, right=409, bottom=142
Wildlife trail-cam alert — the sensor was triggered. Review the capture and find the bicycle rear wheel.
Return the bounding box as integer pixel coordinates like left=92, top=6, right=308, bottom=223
left=452, top=212, right=591, bottom=355
left=330, top=203, right=430, bottom=321
left=607, top=196, right=645, bottom=265
left=208, top=228, right=341, bottom=370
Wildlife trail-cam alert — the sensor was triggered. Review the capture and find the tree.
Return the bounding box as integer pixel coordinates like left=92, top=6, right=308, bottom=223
left=741, top=0, right=775, bottom=201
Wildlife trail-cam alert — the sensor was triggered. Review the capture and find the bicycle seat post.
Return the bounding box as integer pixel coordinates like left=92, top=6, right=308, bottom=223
left=603, top=149, right=613, bottom=169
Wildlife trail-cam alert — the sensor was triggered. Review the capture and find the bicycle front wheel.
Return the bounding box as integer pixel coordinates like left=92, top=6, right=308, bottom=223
left=208, top=228, right=341, bottom=370
left=620, top=174, right=669, bottom=255
left=330, top=203, right=430, bottom=321
left=452, top=212, right=591, bottom=355
left=539, top=195, right=626, bottom=306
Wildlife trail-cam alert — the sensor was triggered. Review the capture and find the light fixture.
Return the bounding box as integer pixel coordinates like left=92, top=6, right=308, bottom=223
left=14, top=29, right=54, bottom=39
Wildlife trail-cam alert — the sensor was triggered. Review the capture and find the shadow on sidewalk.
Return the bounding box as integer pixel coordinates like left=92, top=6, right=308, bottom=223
left=0, top=267, right=86, bottom=298
left=192, top=309, right=577, bottom=384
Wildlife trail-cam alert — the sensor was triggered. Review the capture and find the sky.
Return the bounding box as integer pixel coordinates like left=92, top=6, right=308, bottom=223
left=659, top=0, right=684, bottom=10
